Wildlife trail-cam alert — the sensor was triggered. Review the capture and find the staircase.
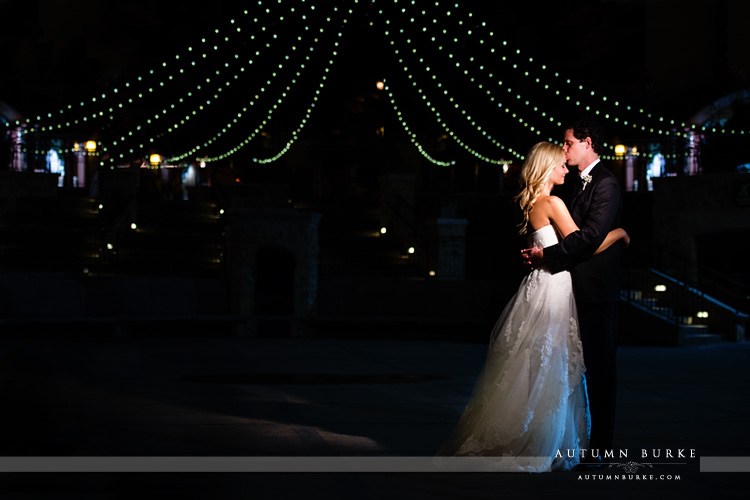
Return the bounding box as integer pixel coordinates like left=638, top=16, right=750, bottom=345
left=0, top=193, right=103, bottom=273
left=620, top=248, right=748, bottom=346
left=112, top=198, right=226, bottom=277
left=0, top=192, right=227, bottom=278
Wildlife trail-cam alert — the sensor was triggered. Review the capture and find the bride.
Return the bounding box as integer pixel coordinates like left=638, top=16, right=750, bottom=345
left=436, top=142, right=628, bottom=472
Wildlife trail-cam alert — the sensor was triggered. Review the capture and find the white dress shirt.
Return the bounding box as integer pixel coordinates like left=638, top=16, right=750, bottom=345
left=579, top=158, right=600, bottom=178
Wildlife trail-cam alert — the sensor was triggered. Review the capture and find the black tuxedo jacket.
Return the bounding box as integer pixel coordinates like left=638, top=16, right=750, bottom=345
left=544, top=162, right=622, bottom=306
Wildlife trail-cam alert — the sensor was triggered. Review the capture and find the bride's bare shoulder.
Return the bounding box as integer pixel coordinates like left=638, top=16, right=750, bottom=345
left=547, top=195, right=566, bottom=208
left=534, top=194, right=559, bottom=209
left=535, top=194, right=551, bottom=205
left=534, top=195, right=567, bottom=218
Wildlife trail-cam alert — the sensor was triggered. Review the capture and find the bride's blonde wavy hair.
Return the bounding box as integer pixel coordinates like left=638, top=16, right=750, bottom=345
left=514, top=142, right=565, bottom=235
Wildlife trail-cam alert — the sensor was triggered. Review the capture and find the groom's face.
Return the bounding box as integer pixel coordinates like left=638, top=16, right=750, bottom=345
left=562, top=129, right=589, bottom=172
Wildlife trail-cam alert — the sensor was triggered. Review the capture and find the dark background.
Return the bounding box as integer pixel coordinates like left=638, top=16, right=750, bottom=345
left=2, top=0, right=749, bottom=165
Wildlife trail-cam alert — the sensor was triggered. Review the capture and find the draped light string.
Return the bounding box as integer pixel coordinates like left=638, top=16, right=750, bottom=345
left=250, top=57, right=331, bottom=164
left=37, top=0, right=318, bottom=135
left=412, top=1, right=749, bottom=138
left=114, top=31, right=287, bottom=144
left=120, top=26, right=329, bottom=164
left=111, top=3, right=334, bottom=165
left=509, top=51, right=750, bottom=136
left=15, top=0, right=747, bottom=172
left=379, top=1, right=626, bottom=162
left=175, top=34, right=337, bottom=163
left=251, top=13, right=353, bottom=163
left=31, top=3, right=284, bottom=133
left=401, top=1, right=681, bottom=141
left=165, top=39, right=319, bottom=162
left=423, top=0, right=685, bottom=136
left=384, top=82, right=455, bottom=167
left=384, top=6, right=561, bottom=140
left=394, top=1, right=635, bottom=145
left=194, top=10, right=347, bottom=164
left=378, top=2, right=623, bottom=159
left=385, top=41, right=513, bottom=164
left=391, top=1, right=621, bottom=156
left=379, top=15, right=525, bottom=162
left=628, top=150, right=695, bottom=161
left=25, top=141, right=102, bottom=162
left=118, top=1, right=325, bottom=147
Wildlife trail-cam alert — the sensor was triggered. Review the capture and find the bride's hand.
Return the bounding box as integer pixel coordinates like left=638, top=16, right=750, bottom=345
left=520, top=247, right=543, bottom=270
left=622, top=230, right=630, bottom=248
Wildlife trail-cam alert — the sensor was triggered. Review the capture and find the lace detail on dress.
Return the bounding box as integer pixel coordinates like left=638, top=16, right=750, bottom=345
left=523, top=271, right=541, bottom=302
left=567, top=315, right=585, bottom=385
left=437, top=224, right=590, bottom=472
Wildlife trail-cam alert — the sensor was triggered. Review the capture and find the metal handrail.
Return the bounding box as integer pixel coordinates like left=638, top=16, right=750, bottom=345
left=624, top=242, right=748, bottom=314
left=621, top=244, right=748, bottom=340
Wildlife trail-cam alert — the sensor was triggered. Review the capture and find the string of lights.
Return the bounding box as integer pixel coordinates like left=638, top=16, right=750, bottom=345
left=384, top=81, right=456, bottom=168
left=14, top=0, right=747, bottom=171
left=387, top=2, right=680, bottom=158
left=385, top=42, right=515, bottom=164
left=381, top=0, right=716, bottom=161
left=119, top=3, right=326, bottom=146
left=30, top=2, right=288, bottom=133
left=389, top=1, right=624, bottom=157
left=387, top=6, right=562, bottom=137
left=184, top=38, right=337, bottom=165
left=190, top=9, right=348, bottom=164
left=164, top=38, right=320, bottom=163
left=251, top=6, right=360, bottom=164
left=408, top=1, right=750, bottom=137
left=119, top=29, right=330, bottom=164
left=111, top=3, right=338, bottom=165
left=379, top=13, right=528, bottom=162
left=376, top=3, right=631, bottom=161
left=25, top=141, right=102, bottom=163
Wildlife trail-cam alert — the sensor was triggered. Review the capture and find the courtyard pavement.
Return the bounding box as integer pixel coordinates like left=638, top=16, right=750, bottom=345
left=0, top=330, right=748, bottom=499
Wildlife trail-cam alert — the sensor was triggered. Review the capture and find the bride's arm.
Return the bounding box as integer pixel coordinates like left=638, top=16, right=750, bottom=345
left=547, top=196, right=579, bottom=237
left=548, top=196, right=628, bottom=254
left=593, top=228, right=630, bottom=255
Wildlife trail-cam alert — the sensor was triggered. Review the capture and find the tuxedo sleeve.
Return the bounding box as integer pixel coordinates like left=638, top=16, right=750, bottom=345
left=544, top=175, right=621, bottom=274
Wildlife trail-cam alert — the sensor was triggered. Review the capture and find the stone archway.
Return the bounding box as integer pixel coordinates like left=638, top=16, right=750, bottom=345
left=227, top=207, right=321, bottom=336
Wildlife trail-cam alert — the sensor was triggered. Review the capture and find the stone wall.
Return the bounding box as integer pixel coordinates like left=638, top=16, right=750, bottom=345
left=652, top=173, right=750, bottom=271
left=227, top=208, right=321, bottom=336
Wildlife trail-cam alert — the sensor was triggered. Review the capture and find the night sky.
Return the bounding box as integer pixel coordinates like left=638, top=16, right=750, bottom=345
left=1, top=0, right=749, bottom=167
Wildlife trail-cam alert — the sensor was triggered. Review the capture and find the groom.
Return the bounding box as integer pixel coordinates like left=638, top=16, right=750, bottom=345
left=522, top=117, right=622, bottom=459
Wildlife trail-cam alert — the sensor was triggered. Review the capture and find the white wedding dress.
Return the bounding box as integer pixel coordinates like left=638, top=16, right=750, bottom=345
left=438, top=224, right=590, bottom=472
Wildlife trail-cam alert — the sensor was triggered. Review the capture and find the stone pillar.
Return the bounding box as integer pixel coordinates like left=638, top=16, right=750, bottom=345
left=227, top=208, right=321, bottom=336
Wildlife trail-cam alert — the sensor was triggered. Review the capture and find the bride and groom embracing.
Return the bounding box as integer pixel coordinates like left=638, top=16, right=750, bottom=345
left=437, top=118, right=626, bottom=472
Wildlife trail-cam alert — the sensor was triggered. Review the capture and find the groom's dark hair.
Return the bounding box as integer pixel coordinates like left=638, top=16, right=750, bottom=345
left=564, top=116, right=605, bottom=155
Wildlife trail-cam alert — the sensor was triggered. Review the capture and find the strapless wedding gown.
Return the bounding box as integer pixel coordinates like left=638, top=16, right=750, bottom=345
left=438, top=224, right=590, bottom=472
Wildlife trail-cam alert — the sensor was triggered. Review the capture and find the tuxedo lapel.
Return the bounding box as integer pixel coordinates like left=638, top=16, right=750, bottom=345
left=571, top=163, right=602, bottom=206
left=570, top=175, right=585, bottom=206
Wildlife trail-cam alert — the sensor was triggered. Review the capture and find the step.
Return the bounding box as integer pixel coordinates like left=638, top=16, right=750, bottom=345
left=680, top=333, right=725, bottom=346
left=678, top=324, right=724, bottom=346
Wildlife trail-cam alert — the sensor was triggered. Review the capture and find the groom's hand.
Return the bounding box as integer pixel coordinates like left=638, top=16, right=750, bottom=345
left=520, top=247, right=544, bottom=271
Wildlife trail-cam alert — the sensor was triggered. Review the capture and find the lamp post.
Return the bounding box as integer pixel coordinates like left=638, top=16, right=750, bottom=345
left=615, top=144, right=639, bottom=192
left=149, top=153, right=162, bottom=168
left=78, top=140, right=98, bottom=189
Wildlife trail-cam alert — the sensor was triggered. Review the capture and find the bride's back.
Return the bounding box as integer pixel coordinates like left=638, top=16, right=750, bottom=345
left=528, top=194, right=556, bottom=232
